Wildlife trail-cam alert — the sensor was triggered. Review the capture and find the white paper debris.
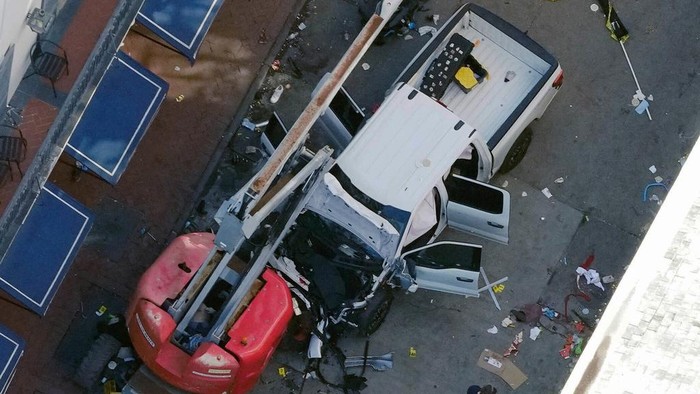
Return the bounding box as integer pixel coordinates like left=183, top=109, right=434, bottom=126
left=542, top=187, right=552, bottom=198
left=515, top=331, right=524, bottom=343
left=432, top=14, right=440, bottom=25
left=590, top=4, right=599, bottom=12
left=602, top=275, right=615, bottom=284
left=554, top=177, right=564, bottom=184
left=576, top=267, right=605, bottom=291
left=521, top=191, right=528, bottom=197
left=529, top=326, right=541, bottom=341
left=654, top=176, right=663, bottom=183
left=502, top=180, right=509, bottom=188
left=540, top=217, right=545, bottom=221
left=633, top=90, right=646, bottom=101
left=418, top=26, right=437, bottom=36
left=649, top=165, right=657, bottom=174
left=487, top=326, right=498, bottom=334
left=298, top=22, right=307, bottom=30
left=361, top=63, right=370, bottom=71
left=679, top=156, right=687, bottom=166
left=647, top=94, right=654, bottom=101
left=404, top=34, right=414, bottom=40
left=501, top=316, right=514, bottom=327
left=174, top=66, right=181, bottom=71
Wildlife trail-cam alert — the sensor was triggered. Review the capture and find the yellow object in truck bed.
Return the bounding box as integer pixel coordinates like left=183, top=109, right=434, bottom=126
left=455, top=67, right=479, bottom=91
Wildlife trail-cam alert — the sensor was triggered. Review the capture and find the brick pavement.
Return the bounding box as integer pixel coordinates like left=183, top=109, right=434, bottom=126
left=1, top=0, right=303, bottom=392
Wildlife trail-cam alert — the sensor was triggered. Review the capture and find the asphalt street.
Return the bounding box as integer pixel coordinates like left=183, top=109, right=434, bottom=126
left=196, top=0, right=700, bottom=393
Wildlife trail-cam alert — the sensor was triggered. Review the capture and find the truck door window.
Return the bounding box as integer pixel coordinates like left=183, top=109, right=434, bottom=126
left=329, top=87, right=365, bottom=136
left=450, top=144, right=479, bottom=179
left=405, top=242, right=481, bottom=271
left=445, top=174, right=503, bottom=214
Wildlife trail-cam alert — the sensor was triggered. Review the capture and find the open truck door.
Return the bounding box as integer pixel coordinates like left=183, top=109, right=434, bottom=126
left=444, top=173, right=510, bottom=244
left=402, top=241, right=482, bottom=296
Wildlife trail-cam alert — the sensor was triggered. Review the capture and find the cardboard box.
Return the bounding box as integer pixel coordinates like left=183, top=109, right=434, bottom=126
left=476, top=349, right=528, bottom=389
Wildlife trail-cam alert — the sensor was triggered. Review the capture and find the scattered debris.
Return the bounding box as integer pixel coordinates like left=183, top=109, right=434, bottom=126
left=258, top=28, right=268, bottom=44
left=96, top=305, right=107, bottom=316
left=521, top=191, right=528, bottom=197
left=576, top=267, right=605, bottom=291
left=404, top=34, right=414, bottom=40
left=602, top=275, right=615, bottom=284
left=511, top=304, right=542, bottom=324
left=418, top=26, right=437, bottom=36
left=501, top=316, right=515, bottom=328
left=270, top=85, right=284, bottom=104
left=432, top=14, right=440, bottom=25
left=278, top=367, right=287, bottom=377
left=504, top=70, right=516, bottom=82
left=477, top=349, right=528, bottom=389
left=175, top=94, right=185, bottom=103
left=298, top=22, right=307, bottom=30
left=174, top=65, right=181, bottom=71
left=344, top=31, right=350, bottom=41
left=271, top=59, right=281, bottom=71
left=541, top=187, right=552, bottom=198
left=361, top=63, right=371, bottom=71
left=492, top=284, right=505, bottom=293
left=679, top=156, right=687, bottom=166
left=503, top=331, right=523, bottom=357
left=501, top=180, right=508, bottom=188
left=560, top=335, right=573, bottom=359
left=529, top=327, right=541, bottom=341
left=643, top=182, right=667, bottom=201
left=590, top=3, right=599, bottom=12
left=540, top=217, right=545, bottom=221
left=649, top=165, right=657, bottom=173
left=541, top=305, right=560, bottom=320
left=345, top=353, right=394, bottom=371
left=288, top=32, right=298, bottom=40
left=488, top=326, right=499, bottom=334
left=635, top=99, right=650, bottom=115
left=554, top=177, right=564, bottom=184
left=581, top=308, right=590, bottom=315
left=647, top=94, right=654, bottom=101
left=409, top=347, right=417, bottom=358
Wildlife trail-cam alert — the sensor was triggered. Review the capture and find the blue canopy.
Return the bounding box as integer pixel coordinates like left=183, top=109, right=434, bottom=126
left=137, top=0, right=225, bottom=62
left=0, top=182, right=93, bottom=315
left=0, top=324, right=23, bottom=393
left=65, top=51, right=168, bottom=185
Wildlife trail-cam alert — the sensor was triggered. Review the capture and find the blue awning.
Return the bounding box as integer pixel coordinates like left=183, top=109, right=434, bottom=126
left=137, top=0, right=225, bottom=62
left=0, top=324, right=23, bottom=393
left=65, top=51, right=168, bottom=185
left=0, top=182, right=93, bottom=315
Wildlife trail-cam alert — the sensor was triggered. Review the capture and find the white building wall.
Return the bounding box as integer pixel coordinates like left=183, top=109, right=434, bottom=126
left=0, top=0, right=42, bottom=107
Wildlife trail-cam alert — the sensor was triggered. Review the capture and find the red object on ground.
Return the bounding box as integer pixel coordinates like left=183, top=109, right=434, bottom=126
left=580, top=254, right=595, bottom=270
left=127, top=233, right=293, bottom=394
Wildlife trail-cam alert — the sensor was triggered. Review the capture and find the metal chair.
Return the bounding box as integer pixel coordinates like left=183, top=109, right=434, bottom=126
left=0, top=125, right=27, bottom=180
left=22, top=39, right=69, bottom=97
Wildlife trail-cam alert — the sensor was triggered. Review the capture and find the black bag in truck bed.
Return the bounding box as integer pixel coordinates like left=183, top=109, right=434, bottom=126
left=419, top=33, right=474, bottom=100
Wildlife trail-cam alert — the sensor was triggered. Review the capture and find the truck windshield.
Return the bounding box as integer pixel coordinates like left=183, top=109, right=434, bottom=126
left=329, top=166, right=410, bottom=235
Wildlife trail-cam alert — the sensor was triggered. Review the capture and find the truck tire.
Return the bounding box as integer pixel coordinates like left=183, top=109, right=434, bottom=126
left=355, top=286, right=394, bottom=336
left=73, top=333, right=121, bottom=389
left=499, top=126, right=533, bottom=174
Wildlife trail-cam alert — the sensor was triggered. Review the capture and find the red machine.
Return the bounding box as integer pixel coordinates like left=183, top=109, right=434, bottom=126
left=126, top=233, right=292, bottom=394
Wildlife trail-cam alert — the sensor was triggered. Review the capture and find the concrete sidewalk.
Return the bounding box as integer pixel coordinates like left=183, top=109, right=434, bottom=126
left=1, top=1, right=303, bottom=392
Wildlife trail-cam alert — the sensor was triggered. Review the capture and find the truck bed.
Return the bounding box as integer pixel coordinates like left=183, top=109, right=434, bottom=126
left=398, top=4, right=556, bottom=147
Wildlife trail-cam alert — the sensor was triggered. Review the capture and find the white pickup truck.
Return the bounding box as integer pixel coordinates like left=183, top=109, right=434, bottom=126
left=316, top=3, right=563, bottom=179
left=266, top=3, right=563, bottom=333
